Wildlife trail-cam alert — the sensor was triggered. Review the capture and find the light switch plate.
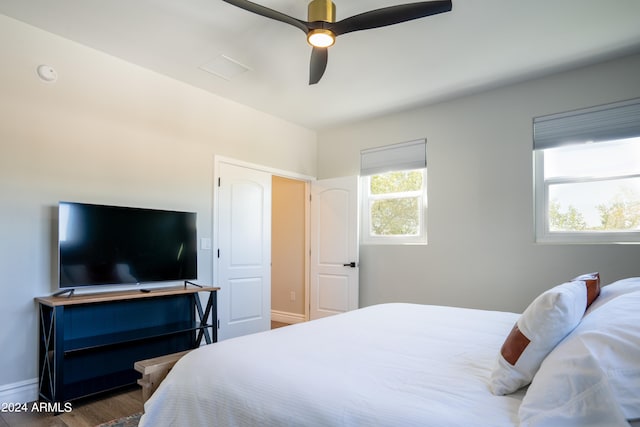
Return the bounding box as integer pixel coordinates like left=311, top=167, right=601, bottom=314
left=200, top=238, right=211, bottom=250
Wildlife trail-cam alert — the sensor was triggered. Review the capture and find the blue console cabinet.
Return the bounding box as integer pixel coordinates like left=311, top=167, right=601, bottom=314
left=36, top=286, right=218, bottom=403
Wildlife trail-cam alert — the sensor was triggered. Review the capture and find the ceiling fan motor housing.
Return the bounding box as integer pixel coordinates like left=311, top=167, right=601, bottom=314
left=308, top=0, right=335, bottom=22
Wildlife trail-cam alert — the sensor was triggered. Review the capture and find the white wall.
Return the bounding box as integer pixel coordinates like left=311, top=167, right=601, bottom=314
left=0, top=14, right=316, bottom=397
left=317, top=52, right=640, bottom=313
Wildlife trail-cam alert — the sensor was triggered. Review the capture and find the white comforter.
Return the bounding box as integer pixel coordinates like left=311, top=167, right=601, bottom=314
left=140, top=303, right=524, bottom=427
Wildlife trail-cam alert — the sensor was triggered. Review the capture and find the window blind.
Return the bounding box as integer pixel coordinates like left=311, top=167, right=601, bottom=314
left=533, top=98, right=640, bottom=150
left=360, top=139, right=426, bottom=176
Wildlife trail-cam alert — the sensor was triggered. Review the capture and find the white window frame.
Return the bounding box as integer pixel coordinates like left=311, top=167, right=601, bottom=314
left=535, top=150, right=640, bottom=243
left=361, top=168, right=428, bottom=245
left=533, top=98, right=640, bottom=244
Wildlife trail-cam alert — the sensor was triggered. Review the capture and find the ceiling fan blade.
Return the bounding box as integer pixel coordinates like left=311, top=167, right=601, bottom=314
left=222, top=0, right=310, bottom=33
left=329, top=0, right=452, bottom=36
left=309, top=47, right=328, bottom=85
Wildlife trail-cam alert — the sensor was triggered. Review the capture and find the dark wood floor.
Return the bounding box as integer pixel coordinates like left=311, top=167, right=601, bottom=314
left=0, top=386, right=143, bottom=427
left=3, top=322, right=292, bottom=427
left=271, top=320, right=290, bottom=329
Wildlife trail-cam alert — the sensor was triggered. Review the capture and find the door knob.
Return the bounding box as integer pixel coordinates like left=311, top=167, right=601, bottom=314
left=343, top=262, right=356, bottom=268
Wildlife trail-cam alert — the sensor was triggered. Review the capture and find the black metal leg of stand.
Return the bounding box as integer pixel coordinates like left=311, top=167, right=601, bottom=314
left=195, top=292, right=213, bottom=345
left=39, top=305, right=56, bottom=402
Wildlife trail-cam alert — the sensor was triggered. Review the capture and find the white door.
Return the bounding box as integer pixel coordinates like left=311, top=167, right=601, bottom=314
left=310, top=176, right=359, bottom=320
left=217, top=162, right=271, bottom=340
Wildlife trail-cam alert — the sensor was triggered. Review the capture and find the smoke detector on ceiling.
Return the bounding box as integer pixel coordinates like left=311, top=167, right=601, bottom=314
left=36, top=64, right=58, bottom=83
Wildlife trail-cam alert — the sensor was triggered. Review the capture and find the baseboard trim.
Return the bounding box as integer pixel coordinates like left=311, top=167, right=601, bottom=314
left=271, top=310, right=305, bottom=324
left=0, top=378, right=38, bottom=404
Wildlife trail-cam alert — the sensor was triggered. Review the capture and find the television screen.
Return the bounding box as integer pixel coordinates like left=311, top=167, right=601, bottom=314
left=58, top=202, right=197, bottom=288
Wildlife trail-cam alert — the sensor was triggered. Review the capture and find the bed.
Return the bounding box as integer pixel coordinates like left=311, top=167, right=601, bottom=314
left=140, top=276, right=640, bottom=427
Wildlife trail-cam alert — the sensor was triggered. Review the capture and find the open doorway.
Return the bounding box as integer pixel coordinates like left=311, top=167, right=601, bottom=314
left=271, top=176, right=309, bottom=327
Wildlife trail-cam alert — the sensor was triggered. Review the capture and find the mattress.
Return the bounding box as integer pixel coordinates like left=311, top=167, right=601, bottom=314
left=140, top=303, right=525, bottom=426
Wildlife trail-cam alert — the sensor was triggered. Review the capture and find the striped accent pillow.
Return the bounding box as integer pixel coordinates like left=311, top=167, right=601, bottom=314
left=573, top=272, right=601, bottom=307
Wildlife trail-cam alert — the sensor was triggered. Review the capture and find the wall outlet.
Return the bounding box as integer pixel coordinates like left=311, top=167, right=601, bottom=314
left=290, top=291, right=296, bottom=302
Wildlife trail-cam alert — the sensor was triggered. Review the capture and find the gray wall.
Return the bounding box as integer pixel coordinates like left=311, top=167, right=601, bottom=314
left=317, top=52, right=640, bottom=313
left=0, top=15, right=316, bottom=395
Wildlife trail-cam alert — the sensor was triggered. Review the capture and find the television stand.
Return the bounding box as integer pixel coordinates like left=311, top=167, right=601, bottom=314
left=36, top=286, right=218, bottom=404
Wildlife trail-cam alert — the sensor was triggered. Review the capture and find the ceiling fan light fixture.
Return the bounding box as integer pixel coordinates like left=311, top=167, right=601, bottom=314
left=307, top=29, right=335, bottom=48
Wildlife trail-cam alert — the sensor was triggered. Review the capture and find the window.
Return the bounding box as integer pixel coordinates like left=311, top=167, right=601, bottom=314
left=534, top=98, right=640, bottom=243
left=360, top=140, right=427, bottom=244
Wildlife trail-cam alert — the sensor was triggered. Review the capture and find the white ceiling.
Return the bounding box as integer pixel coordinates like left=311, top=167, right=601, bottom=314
left=1, top=0, right=640, bottom=130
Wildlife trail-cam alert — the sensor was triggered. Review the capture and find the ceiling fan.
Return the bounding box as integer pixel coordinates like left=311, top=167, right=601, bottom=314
left=222, top=0, right=453, bottom=84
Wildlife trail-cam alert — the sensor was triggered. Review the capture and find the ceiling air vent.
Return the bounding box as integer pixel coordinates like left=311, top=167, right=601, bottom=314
left=199, top=55, right=251, bottom=81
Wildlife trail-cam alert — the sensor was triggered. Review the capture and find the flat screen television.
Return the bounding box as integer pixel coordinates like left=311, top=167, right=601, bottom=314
left=58, top=202, right=197, bottom=288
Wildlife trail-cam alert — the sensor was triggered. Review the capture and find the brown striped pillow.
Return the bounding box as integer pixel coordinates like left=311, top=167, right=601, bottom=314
left=573, top=272, right=600, bottom=308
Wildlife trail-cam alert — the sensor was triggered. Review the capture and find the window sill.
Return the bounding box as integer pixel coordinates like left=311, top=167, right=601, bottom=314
left=536, top=232, right=640, bottom=244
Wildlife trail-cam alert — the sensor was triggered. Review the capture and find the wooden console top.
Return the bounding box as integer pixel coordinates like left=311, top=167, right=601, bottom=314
left=36, top=286, right=219, bottom=307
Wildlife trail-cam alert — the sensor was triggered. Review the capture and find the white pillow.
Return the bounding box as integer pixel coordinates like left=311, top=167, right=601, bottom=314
left=586, top=277, right=640, bottom=315
left=519, top=290, right=640, bottom=425
left=489, top=279, right=591, bottom=395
